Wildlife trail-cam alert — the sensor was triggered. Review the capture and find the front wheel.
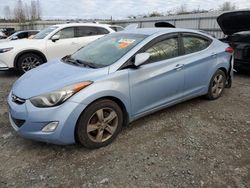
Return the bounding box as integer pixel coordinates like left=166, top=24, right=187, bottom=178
left=76, top=99, right=123, bottom=149
left=206, top=70, right=226, bottom=100
left=17, top=53, right=44, bottom=74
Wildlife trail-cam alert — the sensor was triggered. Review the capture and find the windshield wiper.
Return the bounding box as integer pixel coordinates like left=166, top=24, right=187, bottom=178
left=62, top=56, right=104, bottom=69
left=63, top=56, right=82, bottom=66
left=75, top=59, right=103, bottom=68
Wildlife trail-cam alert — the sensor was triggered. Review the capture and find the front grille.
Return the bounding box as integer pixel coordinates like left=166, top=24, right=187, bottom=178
left=11, top=93, right=25, bottom=105
left=11, top=116, right=25, bottom=127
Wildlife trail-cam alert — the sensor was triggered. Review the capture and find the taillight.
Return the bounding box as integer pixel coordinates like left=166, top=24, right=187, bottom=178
left=225, top=47, right=234, bottom=53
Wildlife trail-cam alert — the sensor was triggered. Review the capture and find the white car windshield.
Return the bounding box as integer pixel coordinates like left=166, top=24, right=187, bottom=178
left=67, top=33, right=147, bottom=68
left=34, top=26, right=58, bottom=39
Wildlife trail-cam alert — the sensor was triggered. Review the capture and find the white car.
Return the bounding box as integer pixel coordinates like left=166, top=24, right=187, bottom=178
left=0, top=23, right=117, bottom=74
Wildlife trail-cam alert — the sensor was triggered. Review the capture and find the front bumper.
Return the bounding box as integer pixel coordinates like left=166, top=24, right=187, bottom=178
left=0, top=60, right=9, bottom=70
left=7, top=93, right=87, bottom=145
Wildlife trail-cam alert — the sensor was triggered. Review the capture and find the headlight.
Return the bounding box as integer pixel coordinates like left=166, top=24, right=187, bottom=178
left=0, top=47, right=13, bottom=53
left=30, top=81, right=93, bottom=107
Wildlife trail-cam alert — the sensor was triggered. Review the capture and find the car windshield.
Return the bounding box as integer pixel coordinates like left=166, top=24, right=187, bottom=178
left=68, top=33, right=147, bottom=68
left=34, top=26, right=58, bottom=39
left=7, top=33, right=17, bottom=39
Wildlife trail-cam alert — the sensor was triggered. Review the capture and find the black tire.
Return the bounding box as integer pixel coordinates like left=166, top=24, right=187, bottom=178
left=17, top=53, right=44, bottom=74
left=206, top=70, right=226, bottom=100
left=76, top=99, right=123, bottom=149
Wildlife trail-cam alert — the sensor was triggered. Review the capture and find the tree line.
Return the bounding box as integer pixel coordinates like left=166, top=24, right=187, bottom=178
left=3, top=0, right=41, bottom=22
left=1, top=1, right=236, bottom=21
left=128, top=1, right=236, bottom=19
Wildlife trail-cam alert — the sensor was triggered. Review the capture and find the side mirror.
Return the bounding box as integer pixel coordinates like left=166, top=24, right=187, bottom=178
left=134, top=53, right=150, bottom=67
left=51, top=35, right=60, bottom=42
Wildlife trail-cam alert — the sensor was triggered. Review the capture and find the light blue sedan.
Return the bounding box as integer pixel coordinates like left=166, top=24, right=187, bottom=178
left=8, top=28, right=234, bottom=148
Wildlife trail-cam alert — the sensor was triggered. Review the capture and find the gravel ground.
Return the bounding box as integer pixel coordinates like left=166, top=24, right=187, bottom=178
left=0, top=70, right=249, bottom=188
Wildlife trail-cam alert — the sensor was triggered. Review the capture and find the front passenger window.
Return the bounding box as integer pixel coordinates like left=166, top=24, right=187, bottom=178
left=56, top=27, right=75, bottom=39
left=145, top=37, right=179, bottom=63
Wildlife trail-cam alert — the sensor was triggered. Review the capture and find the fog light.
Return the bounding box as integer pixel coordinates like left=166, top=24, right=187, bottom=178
left=42, top=122, right=59, bottom=132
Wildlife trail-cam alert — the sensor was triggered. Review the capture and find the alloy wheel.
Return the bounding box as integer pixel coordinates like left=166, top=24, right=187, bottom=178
left=87, top=108, right=118, bottom=143
left=21, top=56, right=42, bottom=72
left=211, top=74, right=224, bottom=98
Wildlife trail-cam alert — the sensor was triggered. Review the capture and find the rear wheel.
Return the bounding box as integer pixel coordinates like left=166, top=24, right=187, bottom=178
left=206, top=70, right=226, bottom=100
left=76, top=99, right=123, bottom=149
left=17, top=53, right=44, bottom=74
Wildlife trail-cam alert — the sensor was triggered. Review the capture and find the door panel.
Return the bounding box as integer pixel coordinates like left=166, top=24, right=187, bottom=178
left=46, top=38, right=80, bottom=59
left=180, top=34, right=215, bottom=96
left=75, top=35, right=103, bottom=49
left=182, top=52, right=215, bottom=96
left=129, top=58, right=184, bottom=116
left=46, top=27, right=79, bottom=60
left=129, top=35, right=185, bottom=116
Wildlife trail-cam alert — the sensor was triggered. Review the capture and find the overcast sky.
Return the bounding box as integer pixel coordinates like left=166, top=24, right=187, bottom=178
left=0, top=0, right=250, bottom=20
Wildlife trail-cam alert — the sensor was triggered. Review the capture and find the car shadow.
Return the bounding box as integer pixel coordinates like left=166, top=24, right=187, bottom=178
left=0, top=69, right=20, bottom=78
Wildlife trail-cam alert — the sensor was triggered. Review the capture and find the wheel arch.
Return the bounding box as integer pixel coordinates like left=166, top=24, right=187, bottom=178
left=78, top=96, right=129, bottom=127
left=218, top=67, right=228, bottom=77
left=74, top=96, right=130, bottom=144
left=14, top=50, right=47, bottom=69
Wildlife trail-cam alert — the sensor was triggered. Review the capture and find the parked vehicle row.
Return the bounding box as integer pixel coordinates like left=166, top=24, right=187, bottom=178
left=0, top=23, right=122, bottom=74
left=8, top=27, right=234, bottom=148
left=0, top=30, right=40, bottom=42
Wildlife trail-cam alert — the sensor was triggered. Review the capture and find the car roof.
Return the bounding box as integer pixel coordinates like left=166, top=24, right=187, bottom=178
left=15, top=30, right=39, bottom=33
left=119, top=27, right=206, bottom=36
left=54, top=23, right=111, bottom=28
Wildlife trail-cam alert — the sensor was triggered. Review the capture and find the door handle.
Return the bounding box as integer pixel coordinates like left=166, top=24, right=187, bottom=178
left=174, top=64, right=184, bottom=71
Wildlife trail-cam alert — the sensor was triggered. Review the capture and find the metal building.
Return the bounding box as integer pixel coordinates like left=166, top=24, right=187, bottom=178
left=111, top=11, right=235, bottom=38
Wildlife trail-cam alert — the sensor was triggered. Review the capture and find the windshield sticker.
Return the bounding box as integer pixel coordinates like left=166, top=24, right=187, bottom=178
left=118, top=39, right=135, bottom=49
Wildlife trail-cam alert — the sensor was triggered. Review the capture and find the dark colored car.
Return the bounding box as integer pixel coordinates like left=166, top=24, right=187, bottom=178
left=7, top=30, right=40, bottom=40
left=0, top=28, right=15, bottom=36
left=217, top=11, right=250, bottom=70
left=0, top=31, right=7, bottom=39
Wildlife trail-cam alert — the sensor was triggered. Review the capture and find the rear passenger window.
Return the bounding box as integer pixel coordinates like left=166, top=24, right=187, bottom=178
left=95, top=27, right=109, bottom=35
left=183, top=35, right=210, bottom=54
left=76, top=26, right=109, bottom=37
left=145, top=37, right=179, bottom=63
left=76, top=27, right=96, bottom=37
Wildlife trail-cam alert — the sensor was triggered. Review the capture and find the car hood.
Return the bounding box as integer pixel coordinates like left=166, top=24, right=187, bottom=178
left=0, top=39, right=9, bottom=43
left=12, top=59, right=109, bottom=99
left=217, top=11, right=250, bottom=35
left=0, top=38, right=44, bottom=48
